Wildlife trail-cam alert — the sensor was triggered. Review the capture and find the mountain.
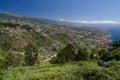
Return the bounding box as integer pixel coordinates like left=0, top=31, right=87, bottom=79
left=0, top=12, right=111, bottom=51
left=0, top=13, right=115, bottom=79
left=0, top=12, right=76, bottom=26
left=0, top=12, right=56, bottom=25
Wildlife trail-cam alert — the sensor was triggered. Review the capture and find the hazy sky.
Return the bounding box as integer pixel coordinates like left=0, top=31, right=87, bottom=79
left=0, top=0, right=120, bottom=22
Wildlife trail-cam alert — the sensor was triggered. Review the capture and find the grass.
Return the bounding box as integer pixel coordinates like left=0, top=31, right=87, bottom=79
left=0, top=62, right=78, bottom=80
left=0, top=61, right=120, bottom=80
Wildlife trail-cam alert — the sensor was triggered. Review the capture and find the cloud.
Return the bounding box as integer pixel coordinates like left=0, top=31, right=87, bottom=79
left=68, top=20, right=120, bottom=24
left=80, top=20, right=116, bottom=24
left=60, top=18, right=64, bottom=21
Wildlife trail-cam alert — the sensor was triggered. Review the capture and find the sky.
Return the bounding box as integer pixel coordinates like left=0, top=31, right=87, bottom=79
left=1, top=0, right=120, bottom=24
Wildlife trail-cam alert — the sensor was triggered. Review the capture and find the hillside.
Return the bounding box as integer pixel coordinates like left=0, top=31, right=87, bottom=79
left=0, top=12, right=112, bottom=64
left=1, top=61, right=120, bottom=80
left=0, top=12, right=111, bottom=50
left=0, top=12, right=119, bottom=80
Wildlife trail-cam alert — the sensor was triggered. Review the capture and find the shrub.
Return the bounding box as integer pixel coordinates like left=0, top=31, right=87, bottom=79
left=0, top=38, right=11, bottom=51
left=69, top=66, right=118, bottom=80
left=0, top=49, right=24, bottom=69
left=76, top=48, right=88, bottom=61
left=76, top=47, right=94, bottom=61
left=49, top=57, right=57, bottom=64
left=100, top=49, right=120, bottom=61
left=112, top=41, right=120, bottom=49
left=0, top=48, right=8, bottom=69
left=24, top=43, right=38, bottom=66
left=4, top=52, right=24, bottom=69
left=55, top=44, right=76, bottom=63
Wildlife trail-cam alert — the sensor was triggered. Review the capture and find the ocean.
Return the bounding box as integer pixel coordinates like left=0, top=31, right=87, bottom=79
left=84, top=24, right=120, bottom=42
left=108, top=26, right=120, bottom=42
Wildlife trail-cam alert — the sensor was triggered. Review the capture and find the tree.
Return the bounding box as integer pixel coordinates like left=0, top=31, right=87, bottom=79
left=24, top=43, right=38, bottom=66
left=56, top=44, right=76, bottom=63
left=100, top=41, right=120, bottom=61
left=76, top=47, right=88, bottom=61
left=0, top=38, right=11, bottom=51
left=112, top=41, right=120, bottom=49
left=89, top=48, right=100, bottom=60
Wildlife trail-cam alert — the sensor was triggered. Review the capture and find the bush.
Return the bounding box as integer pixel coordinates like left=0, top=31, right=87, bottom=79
left=0, top=48, right=8, bottom=69
left=76, top=47, right=88, bottom=61
left=101, top=49, right=120, bottom=61
left=0, top=38, right=11, bottom=51
left=55, top=44, right=76, bottom=63
left=112, top=41, right=120, bottom=49
left=24, top=43, right=38, bottom=66
left=0, top=49, right=24, bottom=69
left=4, top=52, right=24, bottom=69
left=76, top=47, right=96, bottom=61
left=49, top=57, right=57, bottom=64
left=100, top=41, right=120, bottom=61
left=69, top=66, right=118, bottom=80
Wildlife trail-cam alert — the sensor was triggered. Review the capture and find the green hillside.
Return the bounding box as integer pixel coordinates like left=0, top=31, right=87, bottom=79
left=0, top=12, right=111, bottom=50
left=0, top=12, right=118, bottom=80
left=1, top=61, right=120, bottom=80
left=0, top=13, right=111, bottom=64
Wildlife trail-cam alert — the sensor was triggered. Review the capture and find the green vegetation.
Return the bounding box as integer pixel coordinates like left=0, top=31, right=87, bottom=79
left=24, top=43, right=38, bottom=66
left=0, top=61, right=120, bottom=80
left=0, top=13, right=120, bottom=80
left=76, top=47, right=92, bottom=61
left=101, top=41, right=120, bottom=61
left=56, top=44, right=76, bottom=63
left=0, top=49, right=23, bottom=69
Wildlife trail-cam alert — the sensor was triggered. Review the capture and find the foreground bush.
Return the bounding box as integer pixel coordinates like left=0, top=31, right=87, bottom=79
left=0, top=48, right=24, bottom=69
left=0, top=61, right=120, bottom=80
left=70, top=67, right=117, bottom=80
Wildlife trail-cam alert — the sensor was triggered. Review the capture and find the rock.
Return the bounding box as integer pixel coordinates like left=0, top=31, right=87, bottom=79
left=97, top=59, right=107, bottom=67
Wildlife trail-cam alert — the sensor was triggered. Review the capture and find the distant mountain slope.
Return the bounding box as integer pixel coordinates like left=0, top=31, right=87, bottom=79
left=0, top=12, right=83, bottom=27
left=0, top=12, right=52, bottom=25
left=0, top=12, right=111, bottom=51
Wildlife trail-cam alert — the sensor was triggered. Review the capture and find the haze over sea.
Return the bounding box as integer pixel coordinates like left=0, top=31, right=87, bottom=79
left=84, top=24, right=120, bottom=42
